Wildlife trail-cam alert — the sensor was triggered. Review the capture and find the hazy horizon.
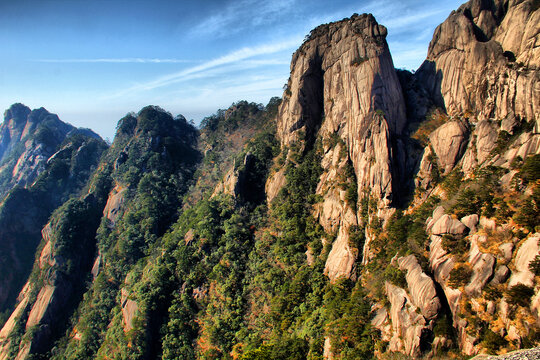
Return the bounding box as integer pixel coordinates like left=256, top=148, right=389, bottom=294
left=1, top=0, right=464, bottom=140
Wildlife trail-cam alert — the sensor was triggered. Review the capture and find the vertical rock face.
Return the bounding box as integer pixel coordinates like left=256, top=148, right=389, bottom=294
left=416, top=0, right=540, bottom=130
left=276, top=13, right=406, bottom=203
left=272, top=14, right=407, bottom=280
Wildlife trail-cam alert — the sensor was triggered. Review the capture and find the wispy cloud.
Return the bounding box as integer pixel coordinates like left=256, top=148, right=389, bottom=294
left=190, top=0, right=296, bottom=38
left=32, top=58, right=195, bottom=63
left=108, top=37, right=301, bottom=98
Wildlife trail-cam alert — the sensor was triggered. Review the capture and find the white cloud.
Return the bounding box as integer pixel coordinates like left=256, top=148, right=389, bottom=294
left=107, top=37, right=302, bottom=98
left=32, top=58, right=195, bottom=63
left=190, top=0, right=296, bottom=38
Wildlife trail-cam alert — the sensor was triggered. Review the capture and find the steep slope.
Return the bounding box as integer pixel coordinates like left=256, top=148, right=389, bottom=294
left=268, top=13, right=407, bottom=281
left=0, top=104, right=107, bottom=326
left=365, top=0, right=540, bottom=357
left=0, top=106, right=199, bottom=360
left=0, top=132, right=108, bottom=321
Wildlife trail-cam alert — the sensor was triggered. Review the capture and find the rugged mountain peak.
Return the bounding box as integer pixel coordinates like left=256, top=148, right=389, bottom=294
left=417, top=0, right=539, bottom=129
left=3, top=103, right=30, bottom=125
left=0, top=105, right=81, bottom=200
left=269, top=13, right=407, bottom=279
left=277, top=13, right=406, bottom=148
left=0, top=104, right=31, bottom=161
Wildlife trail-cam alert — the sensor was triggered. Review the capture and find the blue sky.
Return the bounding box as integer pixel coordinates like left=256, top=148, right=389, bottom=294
left=0, top=0, right=464, bottom=140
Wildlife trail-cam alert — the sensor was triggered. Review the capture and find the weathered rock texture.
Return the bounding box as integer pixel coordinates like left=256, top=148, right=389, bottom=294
left=398, top=255, right=441, bottom=319
left=269, top=13, right=407, bottom=280
left=416, top=0, right=539, bottom=130
left=385, top=282, right=432, bottom=357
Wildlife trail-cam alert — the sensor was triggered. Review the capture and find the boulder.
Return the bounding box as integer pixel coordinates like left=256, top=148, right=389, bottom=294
left=498, top=242, right=514, bottom=262
left=465, top=253, right=495, bottom=296
left=429, top=120, right=470, bottom=174
left=398, top=255, right=441, bottom=319
left=432, top=214, right=467, bottom=235
left=490, top=265, right=510, bottom=285
left=461, top=214, right=479, bottom=233
left=479, top=217, right=496, bottom=231
left=508, top=234, right=539, bottom=287
left=385, top=282, right=427, bottom=358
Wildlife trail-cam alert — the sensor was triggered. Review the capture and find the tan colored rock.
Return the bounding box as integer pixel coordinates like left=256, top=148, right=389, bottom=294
left=494, top=0, right=540, bottom=69
left=433, top=206, right=446, bottom=222
left=461, top=121, right=499, bottom=173
left=498, top=242, right=513, bottom=262
left=103, top=184, right=126, bottom=226
left=91, top=253, right=101, bottom=279
left=316, top=141, right=360, bottom=280
left=121, top=288, right=139, bottom=332
left=429, top=120, right=470, bottom=174
left=38, top=241, right=52, bottom=269
left=0, top=295, right=29, bottom=340
left=490, top=265, right=510, bottom=285
left=325, top=224, right=357, bottom=281
left=184, top=229, right=195, bottom=246
left=531, top=292, right=540, bottom=320
left=509, top=233, right=539, bottom=287
left=274, top=13, right=406, bottom=223
left=480, top=216, right=496, bottom=231
left=432, top=214, right=467, bottom=235
left=429, top=235, right=455, bottom=284
left=265, top=167, right=286, bottom=204
left=323, top=337, right=333, bottom=359
left=212, top=167, right=238, bottom=198
left=417, top=0, right=540, bottom=131
left=26, top=285, right=55, bottom=330
left=397, top=255, right=441, bottom=319
left=14, top=342, right=31, bottom=360
left=385, top=282, right=428, bottom=357
left=415, top=146, right=435, bottom=190
left=459, top=234, right=495, bottom=294
left=465, top=253, right=495, bottom=296
left=41, top=222, right=53, bottom=243
left=461, top=214, right=479, bottom=232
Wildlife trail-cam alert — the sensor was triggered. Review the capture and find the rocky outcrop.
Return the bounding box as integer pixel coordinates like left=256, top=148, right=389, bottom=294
left=0, top=104, right=31, bottom=161
left=103, top=184, right=127, bottom=226
left=417, top=0, right=540, bottom=129
left=265, top=167, right=286, bottom=204
left=471, top=347, right=540, bottom=359
left=509, top=234, right=539, bottom=287
left=121, top=288, right=139, bottom=332
left=385, top=282, right=432, bottom=357
left=0, top=128, right=106, bottom=317
left=429, top=120, right=470, bottom=174
left=398, top=255, right=441, bottom=319
left=0, top=106, right=76, bottom=196
left=461, top=120, right=499, bottom=173
left=269, top=13, right=407, bottom=280
left=466, top=235, right=495, bottom=296
left=416, top=0, right=539, bottom=131
left=461, top=214, right=479, bottom=233
left=431, top=214, right=468, bottom=235
left=213, top=153, right=258, bottom=202
left=0, top=194, right=103, bottom=359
